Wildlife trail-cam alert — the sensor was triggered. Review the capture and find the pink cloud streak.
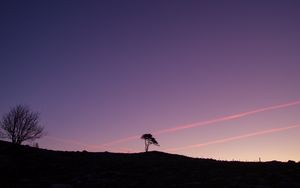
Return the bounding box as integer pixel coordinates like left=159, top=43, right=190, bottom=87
left=166, top=124, right=300, bottom=152
left=103, top=100, right=300, bottom=146
left=44, top=136, right=137, bottom=152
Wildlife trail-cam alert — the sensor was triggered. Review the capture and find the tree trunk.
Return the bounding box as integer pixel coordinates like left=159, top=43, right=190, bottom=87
left=145, top=140, right=149, bottom=152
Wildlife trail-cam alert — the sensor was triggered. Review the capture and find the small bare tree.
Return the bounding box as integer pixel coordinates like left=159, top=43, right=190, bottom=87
left=141, top=133, right=159, bottom=152
left=0, top=105, right=44, bottom=145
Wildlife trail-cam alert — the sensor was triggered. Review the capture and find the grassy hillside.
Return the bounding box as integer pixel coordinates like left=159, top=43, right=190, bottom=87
left=0, top=140, right=300, bottom=188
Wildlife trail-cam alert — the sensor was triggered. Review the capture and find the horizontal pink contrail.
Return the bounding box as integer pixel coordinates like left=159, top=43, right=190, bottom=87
left=44, top=135, right=132, bottom=152
left=102, top=135, right=140, bottom=147
left=154, top=100, right=300, bottom=134
left=45, top=136, right=97, bottom=148
left=166, top=124, right=300, bottom=152
left=103, top=100, right=300, bottom=146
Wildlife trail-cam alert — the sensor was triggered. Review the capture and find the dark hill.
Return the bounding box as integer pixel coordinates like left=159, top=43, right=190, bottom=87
left=0, top=140, right=300, bottom=188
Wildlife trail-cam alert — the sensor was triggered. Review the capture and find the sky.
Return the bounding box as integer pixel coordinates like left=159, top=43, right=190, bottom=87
left=0, top=0, right=300, bottom=162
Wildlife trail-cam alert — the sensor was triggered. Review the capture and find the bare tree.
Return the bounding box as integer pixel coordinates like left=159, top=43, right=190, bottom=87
left=0, top=105, right=44, bottom=145
left=141, top=133, right=159, bottom=152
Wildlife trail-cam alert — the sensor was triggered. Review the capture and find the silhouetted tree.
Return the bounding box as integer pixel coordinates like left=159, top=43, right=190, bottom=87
left=141, top=133, right=159, bottom=152
left=0, top=105, right=45, bottom=145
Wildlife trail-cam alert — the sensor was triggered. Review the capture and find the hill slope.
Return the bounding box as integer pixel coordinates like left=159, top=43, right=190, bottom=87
left=0, top=140, right=300, bottom=188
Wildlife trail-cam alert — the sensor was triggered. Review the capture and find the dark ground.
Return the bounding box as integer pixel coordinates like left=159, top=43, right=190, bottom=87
left=1, top=140, right=300, bottom=188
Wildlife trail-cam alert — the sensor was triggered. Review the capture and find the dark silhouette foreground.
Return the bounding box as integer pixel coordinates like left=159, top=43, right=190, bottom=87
left=0, top=140, right=300, bottom=188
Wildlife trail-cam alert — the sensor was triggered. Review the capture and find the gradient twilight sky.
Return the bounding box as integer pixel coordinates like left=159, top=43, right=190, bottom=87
left=1, top=0, right=300, bottom=161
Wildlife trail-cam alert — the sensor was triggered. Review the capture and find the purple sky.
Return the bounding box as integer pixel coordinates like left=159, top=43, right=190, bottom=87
left=1, top=0, right=300, bottom=161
